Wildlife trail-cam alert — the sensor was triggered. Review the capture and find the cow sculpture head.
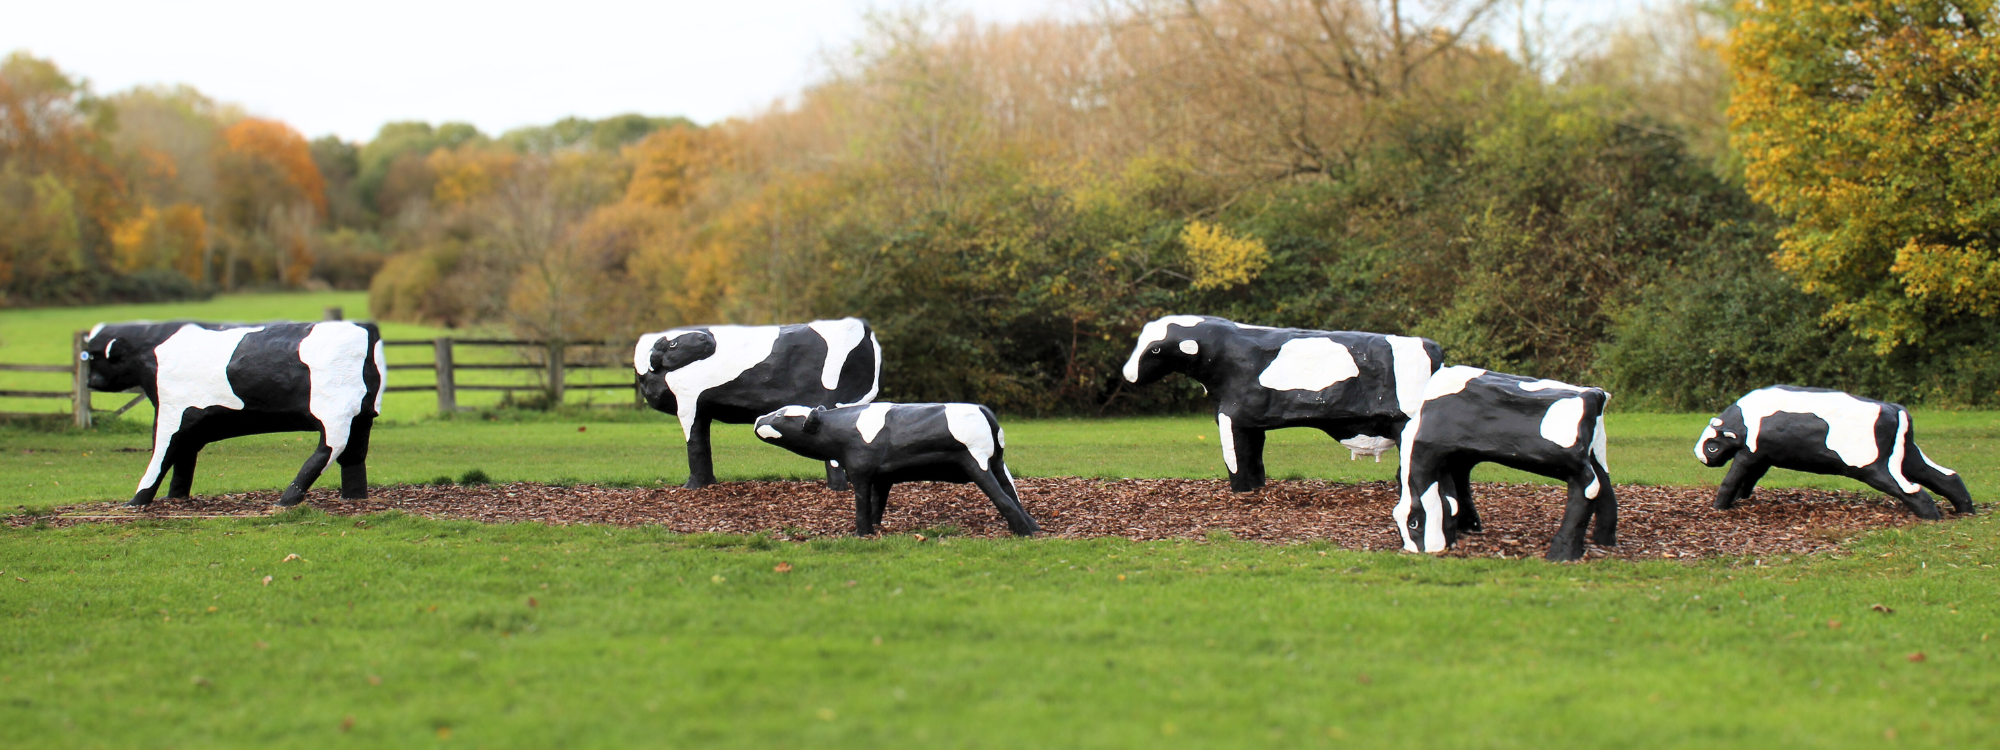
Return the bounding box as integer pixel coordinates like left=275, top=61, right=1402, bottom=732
left=752, top=405, right=832, bottom=460
left=1121, top=315, right=1218, bottom=385
left=633, top=329, right=718, bottom=412
left=81, top=323, right=174, bottom=394
left=1695, top=405, right=1749, bottom=467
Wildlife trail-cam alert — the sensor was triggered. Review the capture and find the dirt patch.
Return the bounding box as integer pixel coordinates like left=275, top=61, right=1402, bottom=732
left=18, top=478, right=1963, bottom=561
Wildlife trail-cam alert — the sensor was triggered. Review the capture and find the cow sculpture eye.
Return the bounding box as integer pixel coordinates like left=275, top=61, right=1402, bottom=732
left=1150, top=347, right=1161, bottom=354
left=668, top=341, right=677, bottom=348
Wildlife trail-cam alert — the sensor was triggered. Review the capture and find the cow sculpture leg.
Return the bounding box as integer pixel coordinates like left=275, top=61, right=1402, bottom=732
left=1712, top=458, right=1770, bottom=509
left=1446, top=461, right=1479, bottom=533
left=1221, top=416, right=1268, bottom=492
left=131, top=434, right=198, bottom=507
left=1854, top=469, right=1945, bottom=521
left=683, top=416, right=718, bottom=489
left=845, top=472, right=889, bottom=535
left=1903, top=445, right=1975, bottom=515
left=337, top=415, right=373, bottom=499
left=165, top=443, right=203, bottom=500
left=1589, top=459, right=1618, bottom=547
left=967, top=458, right=1039, bottom=536
left=1545, top=471, right=1601, bottom=562
left=279, top=439, right=337, bottom=507
left=825, top=462, right=850, bottom=492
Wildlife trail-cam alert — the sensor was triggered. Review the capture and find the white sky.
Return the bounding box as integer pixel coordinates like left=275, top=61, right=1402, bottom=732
left=4, top=0, right=1648, bottom=142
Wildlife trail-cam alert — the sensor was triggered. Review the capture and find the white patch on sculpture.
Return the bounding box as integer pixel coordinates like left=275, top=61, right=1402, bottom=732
left=856, top=403, right=893, bottom=443
left=1217, top=412, right=1238, bottom=474
left=841, top=334, right=883, bottom=407
left=1694, top=425, right=1720, bottom=462
left=808, top=318, right=868, bottom=390
left=1122, top=315, right=1208, bottom=382
left=104, top=339, right=116, bottom=359
left=1539, top=397, right=1586, bottom=448
left=1920, top=448, right=1957, bottom=476
left=1591, top=414, right=1609, bottom=475
left=1518, top=379, right=1586, bottom=393
left=1339, top=435, right=1395, bottom=462
left=1387, top=336, right=1433, bottom=417
left=1179, top=340, right=1199, bottom=355
left=1423, top=366, right=1487, bottom=401
left=1395, top=414, right=1422, bottom=525
left=1419, top=482, right=1448, bottom=553
left=138, top=324, right=265, bottom=490
left=1257, top=337, right=1358, bottom=391
left=756, top=425, right=782, bottom=439
left=88, top=323, right=106, bottom=341
left=632, top=332, right=670, bottom=375
left=943, top=404, right=996, bottom=470
left=659, top=326, right=784, bottom=440
left=298, top=322, right=372, bottom=467
left=1886, top=410, right=1918, bottom=494
left=372, top=339, right=387, bottom=413
left=1738, top=388, right=1881, bottom=467
left=777, top=405, right=815, bottom=417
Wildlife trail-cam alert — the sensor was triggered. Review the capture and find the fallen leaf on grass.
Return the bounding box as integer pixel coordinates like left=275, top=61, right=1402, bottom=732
left=281, top=554, right=300, bottom=563
left=1872, top=604, right=1895, bottom=614
left=261, top=576, right=272, bottom=586
left=527, top=597, right=537, bottom=608
left=340, top=716, right=354, bottom=733
left=773, top=562, right=792, bottom=573
left=1907, top=652, right=1927, bottom=663
left=1828, top=620, right=1842, bottom=629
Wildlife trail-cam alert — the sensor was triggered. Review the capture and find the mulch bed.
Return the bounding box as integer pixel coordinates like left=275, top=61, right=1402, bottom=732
left=17, top=477, right=1966, bottom=561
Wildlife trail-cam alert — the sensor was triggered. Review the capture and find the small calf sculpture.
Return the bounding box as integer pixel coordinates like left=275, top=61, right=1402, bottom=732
left=82, top=320, right=386, bottom=507
left=1697, top=386, right=1973, bottom=519
left=1120, top=315, right=1442, bottom=492
left=1396, top=367, right=1614, bottom=561
left=634, top=318, right=881, bottom=489
left=752, top=403, right=1039, bottom=536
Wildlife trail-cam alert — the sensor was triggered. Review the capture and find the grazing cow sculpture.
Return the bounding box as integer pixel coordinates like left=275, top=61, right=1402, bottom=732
left=82, top=321, right=386, bottom=507
left=1396, top=366, right=1614, bottom=561
left=752, top=403, right=1039, bottom=536
left=1697, top=386, right=1974, bottom=519
left=1120, top=315, right=1442, bottom=491
left=634, top=318, right=881, bottom=489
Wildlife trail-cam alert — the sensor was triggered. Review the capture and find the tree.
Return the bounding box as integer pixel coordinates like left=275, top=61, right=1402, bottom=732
left=1729, top=0, right=2000, bottom=348
left=214, top=118, right=326, bottom=287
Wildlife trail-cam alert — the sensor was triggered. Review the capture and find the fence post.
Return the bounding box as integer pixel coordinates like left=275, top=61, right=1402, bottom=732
left=547, top=341, right=566, bottom=407
left=324, top=306, right=343, bottom=321
left=434, top=337, right=457, bottom=414
left=72, top=330, right=92, bottom=429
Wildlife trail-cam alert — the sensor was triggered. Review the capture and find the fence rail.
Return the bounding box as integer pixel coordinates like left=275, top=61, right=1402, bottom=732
left=1, top=318, right=640, bottom=426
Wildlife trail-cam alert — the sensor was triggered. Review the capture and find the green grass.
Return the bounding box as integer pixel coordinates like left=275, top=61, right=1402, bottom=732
left=6, top=293, right=2000, bottom=747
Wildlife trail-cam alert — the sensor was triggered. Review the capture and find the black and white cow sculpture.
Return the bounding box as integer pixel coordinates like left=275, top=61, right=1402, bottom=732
left=752, top=403, right=1039, bottom=536
left=1396, top=367, right=1614, bottom=561
left=634, top=318, right=881, bottom=489
left=1121, top=315, right=1442, bottom=491
left=82, top=321, right=386, bottom=507
left=1697, top=386, right=1973, bottom=519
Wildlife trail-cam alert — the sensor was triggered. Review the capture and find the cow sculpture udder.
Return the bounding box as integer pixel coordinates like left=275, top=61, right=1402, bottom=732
left=635, top=318, right=881, bottom=489
left=82, top=320, right=386, bottom=507
left=1120, top=315, right=1442, bottom=492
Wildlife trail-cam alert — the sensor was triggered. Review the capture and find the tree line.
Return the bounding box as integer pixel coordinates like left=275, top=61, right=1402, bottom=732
left=5, top=0, right=1998, bottom=413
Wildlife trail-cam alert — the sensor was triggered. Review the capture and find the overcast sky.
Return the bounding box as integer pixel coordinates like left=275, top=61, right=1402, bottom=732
left=5, top=0, right=1647, bottom=142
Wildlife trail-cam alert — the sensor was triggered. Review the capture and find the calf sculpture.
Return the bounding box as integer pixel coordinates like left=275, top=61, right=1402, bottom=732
left=1697, top=386, right=1973, bottom=519
left=634, top=318, right=881, bottom=489
left=752, top=403, right=1039, bottom=536
left=1120, top=315, right=1442, bottom=491
left=82, top=321, right=386, bottom=507
left=1396, top=366, right=1614, bottom=561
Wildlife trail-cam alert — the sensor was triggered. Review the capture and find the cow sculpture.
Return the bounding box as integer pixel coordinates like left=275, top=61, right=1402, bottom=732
left=634, top=318, right=881, bottom=489
left=1697, top=386, right=1974, bottom=519
left=82, top=321, right=386, bottom=508
left=753, top=403, right=1039, bottom=536
left=1120, top=315, right=1442, bottom=492
left=1395, top=367, right=1614, bottom=561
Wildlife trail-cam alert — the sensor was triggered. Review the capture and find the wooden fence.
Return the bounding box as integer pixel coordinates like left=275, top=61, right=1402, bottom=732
left=0, top=313, right=638, bottom=427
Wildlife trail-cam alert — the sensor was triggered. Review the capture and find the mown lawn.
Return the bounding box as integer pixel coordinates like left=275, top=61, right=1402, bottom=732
left=4, top=294, right=2000, bottom=747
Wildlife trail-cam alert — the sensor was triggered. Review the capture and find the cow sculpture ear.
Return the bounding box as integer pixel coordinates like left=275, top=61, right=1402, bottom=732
left=803, top=407, right=825, bottom=434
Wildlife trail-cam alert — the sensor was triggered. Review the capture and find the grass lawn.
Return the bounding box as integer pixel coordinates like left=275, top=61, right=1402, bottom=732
left=4, top=293, right=1999, bottom=747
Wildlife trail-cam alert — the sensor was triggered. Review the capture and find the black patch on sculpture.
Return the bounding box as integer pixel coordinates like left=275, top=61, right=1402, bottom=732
left=636, top=320, right=880, bottom=490
left=753, top=404, right=1038, bottom=537
left=1122, top=315, right=1442, bottom=492
left=83, top=321, right=383, bottom=508
left=1401, top=370, right=1615, bottom=562
left=1698, top=385, right=1973, bottom=520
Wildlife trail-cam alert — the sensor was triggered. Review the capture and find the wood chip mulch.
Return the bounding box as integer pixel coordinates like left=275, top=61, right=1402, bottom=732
left=16, top=477, right=1972, bottom=561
